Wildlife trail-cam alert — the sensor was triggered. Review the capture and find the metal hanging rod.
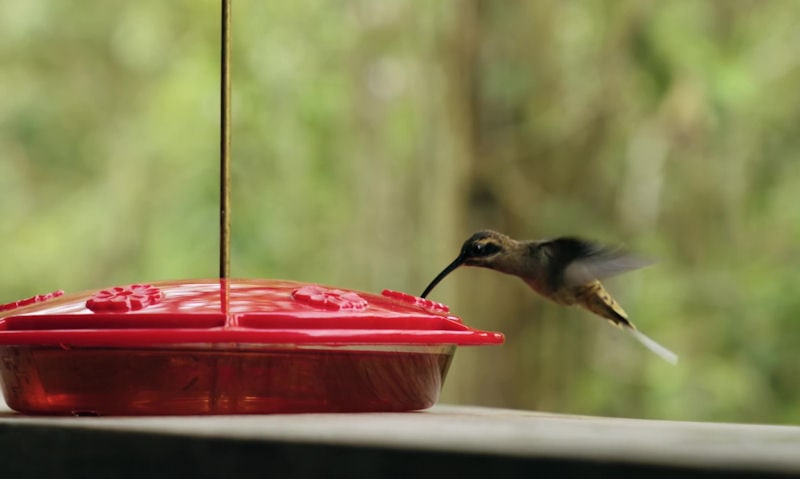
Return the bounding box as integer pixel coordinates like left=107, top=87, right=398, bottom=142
left=220, top=0, right=232, bottom=279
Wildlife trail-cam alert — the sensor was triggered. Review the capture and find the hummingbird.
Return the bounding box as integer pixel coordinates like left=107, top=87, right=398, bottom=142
left=420, top=230, right=677, bottom=364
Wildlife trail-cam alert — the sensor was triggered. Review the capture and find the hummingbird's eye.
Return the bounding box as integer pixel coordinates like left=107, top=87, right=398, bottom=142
left=470, top=243, right=484, bottom=255
left=470, top=241, right=501, bottom=256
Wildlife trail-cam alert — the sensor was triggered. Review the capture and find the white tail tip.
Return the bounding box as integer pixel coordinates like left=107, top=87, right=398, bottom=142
left=627, top=328, right=678, bottom=365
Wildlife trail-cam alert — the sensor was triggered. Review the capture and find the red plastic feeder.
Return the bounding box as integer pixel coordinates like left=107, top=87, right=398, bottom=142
left=0, top=279, right=503, bottom=415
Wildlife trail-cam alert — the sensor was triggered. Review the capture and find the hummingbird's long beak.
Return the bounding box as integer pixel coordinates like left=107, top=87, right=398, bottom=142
left=420, top=255, right=466, bottom=298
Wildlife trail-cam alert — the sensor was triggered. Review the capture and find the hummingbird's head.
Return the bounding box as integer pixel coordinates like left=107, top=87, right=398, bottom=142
left=420, top=229, right=511, bottom=298
left=458, top=230, right=508, bottom=266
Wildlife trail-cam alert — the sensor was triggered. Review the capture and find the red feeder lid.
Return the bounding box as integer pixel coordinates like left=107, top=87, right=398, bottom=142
left=0, top=279, right=504, bottom=348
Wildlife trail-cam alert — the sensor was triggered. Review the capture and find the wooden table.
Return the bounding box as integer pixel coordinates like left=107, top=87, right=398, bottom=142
left=1, top=402, right=798, bottom=478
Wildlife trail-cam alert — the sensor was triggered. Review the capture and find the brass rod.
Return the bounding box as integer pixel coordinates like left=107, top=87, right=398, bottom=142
left=220, top=0, right=232, bottom=278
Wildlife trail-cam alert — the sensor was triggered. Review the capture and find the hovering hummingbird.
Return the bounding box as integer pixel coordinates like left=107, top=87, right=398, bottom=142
left=420, top=230, right=677, bottom=364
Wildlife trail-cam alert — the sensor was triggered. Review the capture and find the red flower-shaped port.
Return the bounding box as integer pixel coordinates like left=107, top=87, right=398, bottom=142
left=0, top=290, right=64, bottom=312
left=381, top=289, right=450, bottom=314
left=85, top=284, right=163, bottom=313
left=291, top=285, right=368, bottom=311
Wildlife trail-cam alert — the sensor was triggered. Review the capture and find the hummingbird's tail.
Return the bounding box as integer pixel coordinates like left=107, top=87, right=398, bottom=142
left=575, top=281, right=634, bottom=328
left=576, top=282, right=678, bottom=364
left=625, top=327, right=678, bottom=365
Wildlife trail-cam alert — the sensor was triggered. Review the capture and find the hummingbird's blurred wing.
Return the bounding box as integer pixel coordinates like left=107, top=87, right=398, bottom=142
left=536, top=237, right=654, bottom=288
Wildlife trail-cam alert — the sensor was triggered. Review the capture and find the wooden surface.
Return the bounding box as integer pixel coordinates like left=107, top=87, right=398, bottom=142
left=1, top=401, right=799, bottom=477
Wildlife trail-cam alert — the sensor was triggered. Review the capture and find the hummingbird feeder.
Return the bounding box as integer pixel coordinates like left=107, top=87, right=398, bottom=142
left=0, top=1, right=504, bottom=415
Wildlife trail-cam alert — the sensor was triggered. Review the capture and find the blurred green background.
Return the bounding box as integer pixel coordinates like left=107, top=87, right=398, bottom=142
left=2, top=0, right=800, bottom=424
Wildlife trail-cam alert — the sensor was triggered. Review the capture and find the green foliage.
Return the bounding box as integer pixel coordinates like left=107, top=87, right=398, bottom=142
left=2, top=0, right=800, bottom=424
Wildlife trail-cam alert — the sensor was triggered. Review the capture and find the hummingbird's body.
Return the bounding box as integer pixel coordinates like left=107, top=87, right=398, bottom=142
left=420, top=230, right=677, bottom=364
